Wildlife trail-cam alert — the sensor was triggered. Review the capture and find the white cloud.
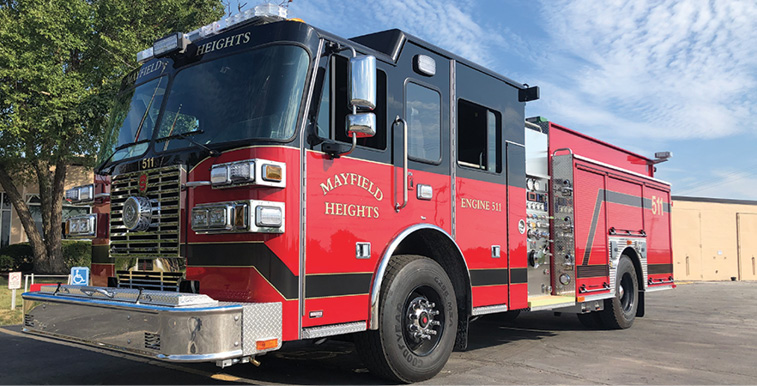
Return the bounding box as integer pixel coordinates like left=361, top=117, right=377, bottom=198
left=675, top=169, right=757, bottom=200
left=536, top=0, right=757, bottom=140
left=288, top=0, right=522, bottom=67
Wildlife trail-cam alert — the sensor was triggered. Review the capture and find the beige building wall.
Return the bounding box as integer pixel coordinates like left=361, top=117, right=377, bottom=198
left=1, top=165, right=92, bottom=246
left=672, top=196, right=757, bottom=281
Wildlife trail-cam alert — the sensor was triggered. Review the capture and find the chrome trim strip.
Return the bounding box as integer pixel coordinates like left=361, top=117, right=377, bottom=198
left=579, top=293, right=615, bottom=302
left=450, top=59, right=456, bottom=239
left=23, top=292, right=240, bottom=313
left=393, top=117, right=409, bottom=212
left=369, top=224, right=469, bottom=330
left=529, top=301, right=575, bottom=312
left=156, top=351, right=244, bottom=362
left=505, top=140, right=525, bottom=147
left=471, top=303, right=507, bottom=316
left=301, top=321, right=366, bottom=339
left=645, top=284, right=674, bottom=292
left=573, top=154, right=671, bottom=186
left=299, top=38, right=325, bottom=339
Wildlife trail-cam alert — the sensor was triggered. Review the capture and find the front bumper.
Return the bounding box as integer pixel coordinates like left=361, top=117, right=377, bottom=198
left=22, top=286, right=281, bottom=362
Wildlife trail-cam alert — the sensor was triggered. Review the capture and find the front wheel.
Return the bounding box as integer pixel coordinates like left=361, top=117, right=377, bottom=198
left=355, top=255, right=457, bottom=383
left=600, top=255, right=638, bottom=329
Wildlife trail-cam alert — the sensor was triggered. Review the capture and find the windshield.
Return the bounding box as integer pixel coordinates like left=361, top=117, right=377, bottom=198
left=156, top=45, right=310, bottom=151
left=99, top=77, right=167, bottom=163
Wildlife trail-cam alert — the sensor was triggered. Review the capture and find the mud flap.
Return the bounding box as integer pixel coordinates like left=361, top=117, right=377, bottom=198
left=454, top=313, right=469, bottom=350
left=636, top=291, right=645, bottom=317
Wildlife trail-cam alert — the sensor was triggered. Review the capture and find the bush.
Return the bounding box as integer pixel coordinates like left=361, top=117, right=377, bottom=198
left=62, top=240, right=91, bottom=269
left=0, top=255, right=14, bottom=271
left=0, top=243, right=33, bottom=272
left=0, top=240, right=91, bottom=272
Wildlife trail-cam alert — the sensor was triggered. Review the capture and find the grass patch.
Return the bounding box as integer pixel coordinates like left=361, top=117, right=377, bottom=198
left=0, top=276, right=63, bottom=326
left=0, top=277, right=24, bottom=326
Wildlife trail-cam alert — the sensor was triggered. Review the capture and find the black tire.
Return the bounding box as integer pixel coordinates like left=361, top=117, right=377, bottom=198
left=355, top=255, right=457, bottom=383
left=576, top=311, right=605, bottom=329
left=600, top=255, right=638, bottom=329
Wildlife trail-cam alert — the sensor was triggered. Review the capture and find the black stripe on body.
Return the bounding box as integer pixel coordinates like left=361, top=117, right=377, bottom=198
left=648, top=263, right=673, bottom=275
left=187, top=243, right=298, bottom=299
left=577, top=265, right=609, bottom=278
left=305, top=273, right=373, bottom=298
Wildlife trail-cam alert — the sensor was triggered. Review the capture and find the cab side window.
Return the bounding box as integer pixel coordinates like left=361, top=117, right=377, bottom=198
left=457, top=99, right=501, bottom=173
left=406, top=82, right=441, bottom=163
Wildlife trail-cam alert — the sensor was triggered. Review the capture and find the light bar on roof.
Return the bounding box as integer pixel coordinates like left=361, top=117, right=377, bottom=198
left=136, top=3, right=290, bottom=63
left=153, top=32, right=188, bottom=57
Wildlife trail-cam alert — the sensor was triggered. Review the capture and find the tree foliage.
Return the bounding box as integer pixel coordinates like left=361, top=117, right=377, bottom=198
left=0, top=0, right=224, bottom=273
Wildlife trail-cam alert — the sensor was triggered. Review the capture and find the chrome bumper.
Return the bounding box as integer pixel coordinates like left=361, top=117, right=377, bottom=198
left=22, top=286, right=282, bottom=362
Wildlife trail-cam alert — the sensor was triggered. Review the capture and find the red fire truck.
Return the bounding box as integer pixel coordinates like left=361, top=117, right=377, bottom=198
left=22, top=5, right=674, bottom=383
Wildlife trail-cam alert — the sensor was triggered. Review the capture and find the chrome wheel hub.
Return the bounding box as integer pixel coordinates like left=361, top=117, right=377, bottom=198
left=406, top=296, right=440, bottom=341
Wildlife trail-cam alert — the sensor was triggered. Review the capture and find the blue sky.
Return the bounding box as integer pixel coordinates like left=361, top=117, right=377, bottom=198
left=235, top=0, right=757, bottom=200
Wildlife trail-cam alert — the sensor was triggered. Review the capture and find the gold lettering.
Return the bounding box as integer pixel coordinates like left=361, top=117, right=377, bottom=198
left=335, top=203, right=344, bottom=216
left=356, top=205, right=366, bottom=218
left=242, top=32, right=250, bottom=44
left=347, top=204, right=356, bottom=216
left=224, top=35, right=235, bottom=49
left=325, top=202, right=335, bottom=215
left=320, top=179, right=334, bottom=195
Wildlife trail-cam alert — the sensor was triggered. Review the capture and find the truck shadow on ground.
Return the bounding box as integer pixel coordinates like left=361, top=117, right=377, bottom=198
left=198, top=312, right=595, bottom=384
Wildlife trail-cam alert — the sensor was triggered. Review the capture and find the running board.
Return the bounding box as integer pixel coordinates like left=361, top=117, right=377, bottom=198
left=527, top=295, right=575, bottom=311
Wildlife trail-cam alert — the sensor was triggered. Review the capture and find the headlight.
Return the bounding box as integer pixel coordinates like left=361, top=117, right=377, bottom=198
left=210, top=165, right=230, bottom=185
left=65, top=184, right=95, bottom=203
left=210, top=159, right=285, bottom=188
left=255, top=206, right=282, bottom=227
left=78, top=185, right=94, bottom=201
left=65, top=214, right=96, bottom=238
left=192, top=200, right=283, bottom=234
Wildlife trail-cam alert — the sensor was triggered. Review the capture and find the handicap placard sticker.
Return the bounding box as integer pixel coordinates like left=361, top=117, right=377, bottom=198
left=70, top=267, right=90, bottom=286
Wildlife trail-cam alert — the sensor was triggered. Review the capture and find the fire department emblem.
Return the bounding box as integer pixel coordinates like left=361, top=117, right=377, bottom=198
left=138, top=174, right=148, bottom=194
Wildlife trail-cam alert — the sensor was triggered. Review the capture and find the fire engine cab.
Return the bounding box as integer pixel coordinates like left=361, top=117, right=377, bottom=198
left=23, top=4, right=674, bottom=383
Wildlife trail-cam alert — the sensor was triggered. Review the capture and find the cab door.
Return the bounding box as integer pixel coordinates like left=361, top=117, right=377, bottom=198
left=303, top=52, right=391, bottom=328
left=392, top=42, right=451, bottom=224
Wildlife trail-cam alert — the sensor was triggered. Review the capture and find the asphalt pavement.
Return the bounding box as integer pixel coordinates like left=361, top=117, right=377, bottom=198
left=2, top=281, right=756, bottom=384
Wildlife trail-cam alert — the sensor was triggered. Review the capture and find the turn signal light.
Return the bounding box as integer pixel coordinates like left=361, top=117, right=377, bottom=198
left=262, top=164, right=282, bottom=182
left=256, top=338, right=278, bottom=351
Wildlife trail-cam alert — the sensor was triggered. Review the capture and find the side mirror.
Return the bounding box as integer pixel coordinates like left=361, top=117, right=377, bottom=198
left=346, top=113, right=376, bottom=138
left=349, top=55, right=376, bottom=110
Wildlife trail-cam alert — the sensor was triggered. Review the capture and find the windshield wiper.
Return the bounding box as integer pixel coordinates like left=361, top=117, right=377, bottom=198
left=95, top=140, right=149, bottom=173
left=157, top=130, right=221, bottom=157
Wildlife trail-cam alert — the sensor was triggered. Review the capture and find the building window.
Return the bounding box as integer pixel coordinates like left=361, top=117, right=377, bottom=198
left=0, top=193, right=11, bottom=248
left=457, top=99, right=501, bottom=172
left=406, top=82, right=441, bottom=163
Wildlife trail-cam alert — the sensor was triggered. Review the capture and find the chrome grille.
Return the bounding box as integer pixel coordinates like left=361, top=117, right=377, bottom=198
left=117, top=270, right=183, bottom=292
left=110, top=165, right=184, bottom=258
left=24, top=314, right=34, bottom=328
left=144, top=332, right=161, bottom=351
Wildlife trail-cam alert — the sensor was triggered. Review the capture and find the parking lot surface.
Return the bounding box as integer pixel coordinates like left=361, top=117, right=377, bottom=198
left=2, top=281, right=756, bottom=384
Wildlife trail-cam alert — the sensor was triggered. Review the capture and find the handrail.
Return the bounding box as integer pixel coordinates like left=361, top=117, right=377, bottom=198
left=393, top=116, right=408, bottom=212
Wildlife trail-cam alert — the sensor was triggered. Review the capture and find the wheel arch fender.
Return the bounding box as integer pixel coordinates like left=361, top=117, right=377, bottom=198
left=369, top=224, right=471, bottom=331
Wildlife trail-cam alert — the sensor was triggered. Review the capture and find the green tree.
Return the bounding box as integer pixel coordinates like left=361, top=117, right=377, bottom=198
left=0, top=0, right=224, bottom=273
